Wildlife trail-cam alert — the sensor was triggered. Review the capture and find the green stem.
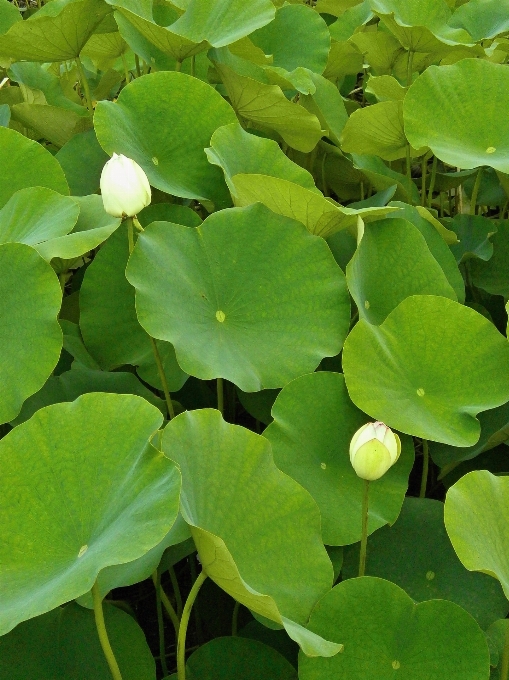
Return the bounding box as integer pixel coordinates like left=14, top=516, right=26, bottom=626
left=150, top=336, right=175, bottom=420
left=470, top=167, right=483, bottom=215
left=175, top=60, right=182, bottom=72
left=405, top=144, right=412, bottom=190
left=75, top=57, right=93, bottom=113
left=500, top=623, right=509, bottom=680
left=217, top=377, right=224, bottom=415
left=135, top=54, right=141, bottom=77
left=406, top=50, right=414, bottom=87
left=177, top=571, right=207, bottom=680
left=420, top=155, right=427, bottom=206
left=190, top=55, right=196, bottom=78
left=121, top=53, right=130, bottom=85
left=232, top=601, right=240, bottom=636
left=360, top=180, right=365, bottom=202
left=153, top=570, right=169, bottom=677
left=427, top=155, right=437, bottom=209
left=126, top=216, right=134, bottom=255
left=420, top=439, right=429, bottom=498
left=92, top=582, right=123, bottom=680
left=169, top=566, right=183, bottom=618
left=154, top=573, right=180, bottom=637
left=358, top=479, right=370, bottom=577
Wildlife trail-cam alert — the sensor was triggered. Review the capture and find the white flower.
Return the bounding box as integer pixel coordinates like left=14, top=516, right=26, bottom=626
left=100, top=153, right=151, bottom=218
left=349, top=421, right=401, bottom=481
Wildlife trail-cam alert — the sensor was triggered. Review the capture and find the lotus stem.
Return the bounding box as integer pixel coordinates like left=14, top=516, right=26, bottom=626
left=92, top=582, right=123, bottom=680
left=420, top=439, right=429, bottom=498
left=358, top=479, right=370, bottom=577
left=177, top=571, right=207, bottom=680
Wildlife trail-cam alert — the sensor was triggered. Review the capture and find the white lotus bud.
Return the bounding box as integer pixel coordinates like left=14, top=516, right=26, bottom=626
left=349, top=421, right=401, bottom=481
left=100, top=153, right=151, bottom=218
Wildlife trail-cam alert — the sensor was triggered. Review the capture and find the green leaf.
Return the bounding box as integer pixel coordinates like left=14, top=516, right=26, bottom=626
left=138, top=202, right=202, bottom=228
left=9, top=61, right=87, bottom=114
left=329, top=1, right=373, bottom=41
left=349, top=31, right=403, bottom=77
left=343, top=295, right=509, bottom=446
left=236, top=386, right=279, bottom=425
left=80, top=222, right=187, bottom=392
left=0, top=0, right=21, bottom=34
left=342, top=101, right=416, bottom=161
left=162, top=409, right=340, bottom=657
left=342, top=498, right=508, bottom=629
left=56, top=129, right=109, bottom=195
left=187, top=637, right=297, bottom=680
left=126, top=204, right=350, bottom=391
left=34, top=194, right=121, bottom=261
left=299, top=577, right=490, bottom=680
left=11, top=103, right=92, bottom=148
left=347, top=217, right=457, bottom=325
left=365, top=74, right=407, bottom=101
left=60, top=319, right=100, bottom=369
left=404, top=60, right=509, bottom=172
left=232, top=174, right=398, bottom=238
left=470, top=220, right=509, bottom=297
left=0, top=126, right=68, bottom=208
left=205, top=121, right=318, bottom=197
left=445, top=470, right=509, bottom=600
left=211, top=59, right=322, bottom=153
left=249, top=3, right=330, bottom=74
left=0, top=393, right=180, bottom=635
left=170, top=0, right=275, bottom=48
left=389, top=201, right=464, bottom=300
left=486, top=619, right=509, bottom=678
left=449, top=214, right=495, bottom=263
left=0, top=0, right=112, bottom=62
left=449, top=0, right=509, bottom=41
left=322, top=40, right=363, bottom=81
left=0, top=603, right=156, bottom=680
left=94, top=71, right=236, bottom=207
left=300, top=72, right=348, bottom=146
left=264, top=372, right=414, bottom=546
left=350, top=153, right=419, bottom=204
left=0, top=243, right=62, bottom=424
left=110, top=0, right=206, bottom=63
left=0, top=186, right=78, bottom=246
left=369, top=0, right=473, bottom=50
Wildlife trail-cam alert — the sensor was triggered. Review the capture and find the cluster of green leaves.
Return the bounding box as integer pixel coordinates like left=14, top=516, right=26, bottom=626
left=1, top=0, right=509, bottom=678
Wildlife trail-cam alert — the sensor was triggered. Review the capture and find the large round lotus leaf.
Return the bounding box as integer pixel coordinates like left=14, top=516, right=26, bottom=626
left=186, top=636, right=296, bottom=680
left=127, top=204, right=350, bottom=391
left=170, top=0, right=275, bottom=48
left=0, top=126, right=68, bottom=208
left=162, top=409, right=340, bottom=658
left=342, top=498, right=508, bottom=629
left=0, top=602, right=155, bottom=680
left=343, top=295, right=509, bottom=446
left=264, top=372, right=414, bottom=546
left=347, top=218, right=457, bottom=325
left=249, top=4, right=330, bottom=74
left=94, top=71, right=237, bottom=208
left=80, top=222, right=187, bottom=391
left=0, top=243, right=62, bottom=424
left=445, top=470, right=509, bottom=600
left=299, top=577, right=490, bottom=680
left=0, top=393, right=181, bottom=635
left=0, top=0, right=111, bottom=62
left=404, top=60, right=509, bottom=172
left=449, top=0, right=509, bottom=41
left=0, top=186, right=78, bottom=245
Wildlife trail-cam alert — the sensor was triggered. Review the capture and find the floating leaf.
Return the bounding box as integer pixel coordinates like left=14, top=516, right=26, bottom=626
left=186, top=637, right=297, bottom=680
left=94, top=71, right=237, bottom=207
left=0, top=243, right=62, bottom=424
left=299, top=577, right=490, bottom=680
left=162, top=409, right=340, bottom=657
left=0, top=603, right=156, bottom=680
left=232, top=174, right=398, bottom=238
left=342, top=498, right=508, bottom=629
left=404, top=60, right=509, bottom=172
left=249, top=3, right=330, bottom=74
left=127, top=204, right=350, bottom=391
left=0, top=393, right=180, bottom=635
left=343, top=295, right=509, bottom=446
left=347, top=217, right=457, bottom=324
left=445, top=470, right=509, bottom=600
left=170, top=0, right=275, bottom=48
left=0, top=126, right=68, bottom=208
left=264, top=372, right=414, bottom=545
left=206, top=121, right=317, bottom=197
left=0, top=187, right=78, bottom=246
left=0, top=0, right=112, bottom=62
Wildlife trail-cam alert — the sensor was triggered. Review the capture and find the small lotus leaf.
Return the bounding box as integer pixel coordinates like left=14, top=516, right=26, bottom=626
left=56, top=129, right=109, bottom=196
left=343, top=295, right=509, bottom=446
left=449, top=0, right=509, bottom=41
